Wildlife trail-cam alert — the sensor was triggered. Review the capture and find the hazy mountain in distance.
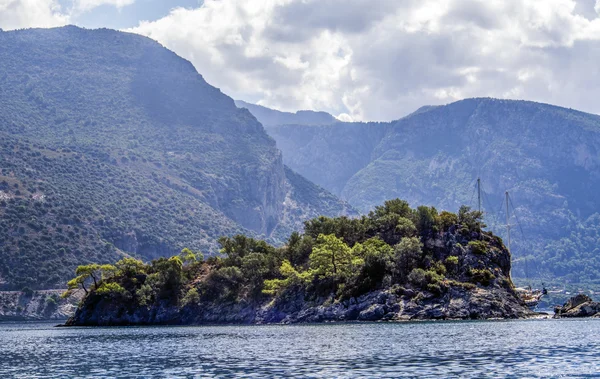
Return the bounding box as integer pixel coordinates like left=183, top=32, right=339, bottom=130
left=0, top=26, right=353, bottom=289
left=250, top=98, right=600, bottom=286
left=235, top=100, right=338, bottom=127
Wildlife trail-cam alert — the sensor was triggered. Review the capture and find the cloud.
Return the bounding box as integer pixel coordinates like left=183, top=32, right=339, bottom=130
left=72, top=0, right=135, bottom=13
left=0, top=0, right=135, bottom=30
left=5, top=0, right=600, bottom=121
left=126, top=0, right=600, bottom=121
left=0, top=0, right=69, bottom=29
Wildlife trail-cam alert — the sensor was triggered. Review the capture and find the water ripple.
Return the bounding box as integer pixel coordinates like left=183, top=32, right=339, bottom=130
left=1, top=319, right=599, bottom=378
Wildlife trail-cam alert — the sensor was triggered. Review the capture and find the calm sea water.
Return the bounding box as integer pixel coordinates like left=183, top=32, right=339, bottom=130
left=1, top=319, right=599, bottom=378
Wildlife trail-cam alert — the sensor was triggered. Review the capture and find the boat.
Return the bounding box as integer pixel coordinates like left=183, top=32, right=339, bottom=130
left=475, top=179, right=546, bottom=309
left=515, top=286, right=546, bottom=309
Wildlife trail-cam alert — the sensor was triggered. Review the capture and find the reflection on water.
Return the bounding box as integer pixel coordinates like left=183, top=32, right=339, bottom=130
left=1, top=319, right=599, bottom=378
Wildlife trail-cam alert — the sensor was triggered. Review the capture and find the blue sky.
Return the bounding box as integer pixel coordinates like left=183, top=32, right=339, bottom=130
left=3, top=0, right=600, bottom=121
left=63, top=0, right=202, bottom=29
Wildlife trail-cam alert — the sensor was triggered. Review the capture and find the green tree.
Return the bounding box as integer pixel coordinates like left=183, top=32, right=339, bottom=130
left=309, top=234, right=356, bottom=281
left=396, top=217, right=417, bottom=238
left=263, top=260, right=311, bottom=295
left=458, top=206, right=486, bottom=232
left=180, top=247, right=202, bottom=265
left=415, top=206, right=438, bottom=238
left=115, top=258, right=146, bottom=277
left=439, top=211, right=458, bottom=232
left=394, top=237, right=424, bottom=279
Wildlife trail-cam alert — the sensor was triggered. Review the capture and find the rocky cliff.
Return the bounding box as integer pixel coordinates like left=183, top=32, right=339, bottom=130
left=0, top=290, right=80, bottom=321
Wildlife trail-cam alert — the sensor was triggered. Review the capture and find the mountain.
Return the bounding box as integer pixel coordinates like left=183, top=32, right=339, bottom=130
left=235, top=100, right=338, bottom=127
left=252, top=98, right=600, bottom=286
left=0, top=26, right=352, bottom=290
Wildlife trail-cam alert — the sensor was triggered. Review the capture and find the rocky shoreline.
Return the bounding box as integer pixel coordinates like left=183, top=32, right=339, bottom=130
left=66, top=283, right=535, bottom=326
left=554, top=294, right=600, bottom=318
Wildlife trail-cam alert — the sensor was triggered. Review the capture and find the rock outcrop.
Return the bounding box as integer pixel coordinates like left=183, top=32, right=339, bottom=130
left=554, top=294, right=600, bottom=318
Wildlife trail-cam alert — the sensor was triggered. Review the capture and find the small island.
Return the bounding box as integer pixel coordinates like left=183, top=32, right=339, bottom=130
left=64, top=199, right=535, bottom=326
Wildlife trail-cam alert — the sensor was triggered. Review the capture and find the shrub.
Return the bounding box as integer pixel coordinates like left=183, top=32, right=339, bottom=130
left=468, top=241, right=487, bottom=255
left=439, top=211, right=458, bottom=232
left=95, top=282, right=127, bottom=297
left=431, top=261, right=447, bottom=276
left=445, top=256, right=459, bottom=266
left=468, top=268, right=495, bottom=286
left=182, top=288, right=200, bottom=306
left=408, top=268, right=444, bottom=291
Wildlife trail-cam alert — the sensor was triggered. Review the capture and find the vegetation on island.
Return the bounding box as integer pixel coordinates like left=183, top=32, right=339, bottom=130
left=64, top=199, right=511, bottom=314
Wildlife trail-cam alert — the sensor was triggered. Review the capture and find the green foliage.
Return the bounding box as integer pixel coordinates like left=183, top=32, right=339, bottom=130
left=204, top=266, right=244, bottom=301
left=444, top=256, right=459, bottom=274
left=95, top=282, right=127, bottom=297
left=309, top=234, right=358, bottom=282
left=285, top=232, right=314, bottom=267
left=415, top=206, right=439, bottom=238
left=263, top=260, right=311, bottom=296
left=431, top=261, right=447, bottom=276
left=394, top=237, right=423, bottom=279
left=408, top=268, right=445, bottom=293
left=458, top=206, right=486, bottom=233
left=439, top=211, right=458, bottom=232
left=468, top=241, right=488, bottom=255
left=180, top=248, right=201, bottom=265
left=468, top=268, right=496, bottom=286
left=182, top=288, right=200, bottom=306
left=116, top=258, right=146, bottom=277
left=396, top=217, right=417, bottom=238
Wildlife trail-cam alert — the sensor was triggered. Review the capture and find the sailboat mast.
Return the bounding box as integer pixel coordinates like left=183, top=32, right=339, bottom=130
left=505, top=191, right=511, bottom=252
left=477, top=178, right=481, bottom=213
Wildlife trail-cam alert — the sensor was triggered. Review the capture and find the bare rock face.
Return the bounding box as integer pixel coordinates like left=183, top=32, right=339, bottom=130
left=0, top=290, right=81, bottom=321
left=554, top=294, right=600, bottom=318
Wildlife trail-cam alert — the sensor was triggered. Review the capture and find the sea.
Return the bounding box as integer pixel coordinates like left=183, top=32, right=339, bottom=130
left=1, top=319, right=599, bottom=378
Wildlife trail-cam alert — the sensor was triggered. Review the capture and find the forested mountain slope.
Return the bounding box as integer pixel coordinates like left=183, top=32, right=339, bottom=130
left=0, top=26, right=352, bottom=289
left=257, top=99, right=600, bottom=285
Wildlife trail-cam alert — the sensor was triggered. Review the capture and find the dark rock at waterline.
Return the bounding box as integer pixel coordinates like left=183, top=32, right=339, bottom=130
left=65, top=284, right=534, bottom=326
left=554, top=294, right=600, bottom=318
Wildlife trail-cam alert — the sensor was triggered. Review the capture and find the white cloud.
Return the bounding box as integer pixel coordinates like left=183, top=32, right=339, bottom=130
left=126, top=0, right=600, bottom=121
left=0, top=0, right=69, bottom=29
left=336, top=113, right=354, bottom=122
left=5, top=0, right=600, bottom=121
left=0, top=0, right=136, bottom=30
left=72, top=0, right=135, bottom=13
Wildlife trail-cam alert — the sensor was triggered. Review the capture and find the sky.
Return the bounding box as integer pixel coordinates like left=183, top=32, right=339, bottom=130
left=2, top=0, right=600, bottom=121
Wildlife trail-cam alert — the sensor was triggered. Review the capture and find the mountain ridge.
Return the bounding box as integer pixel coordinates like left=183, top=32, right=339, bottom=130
left=235, top=100, right=338, bottom=127
left=248, top=97, right=600, bottom=286
left=0, top=26, right=353, bottom=289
